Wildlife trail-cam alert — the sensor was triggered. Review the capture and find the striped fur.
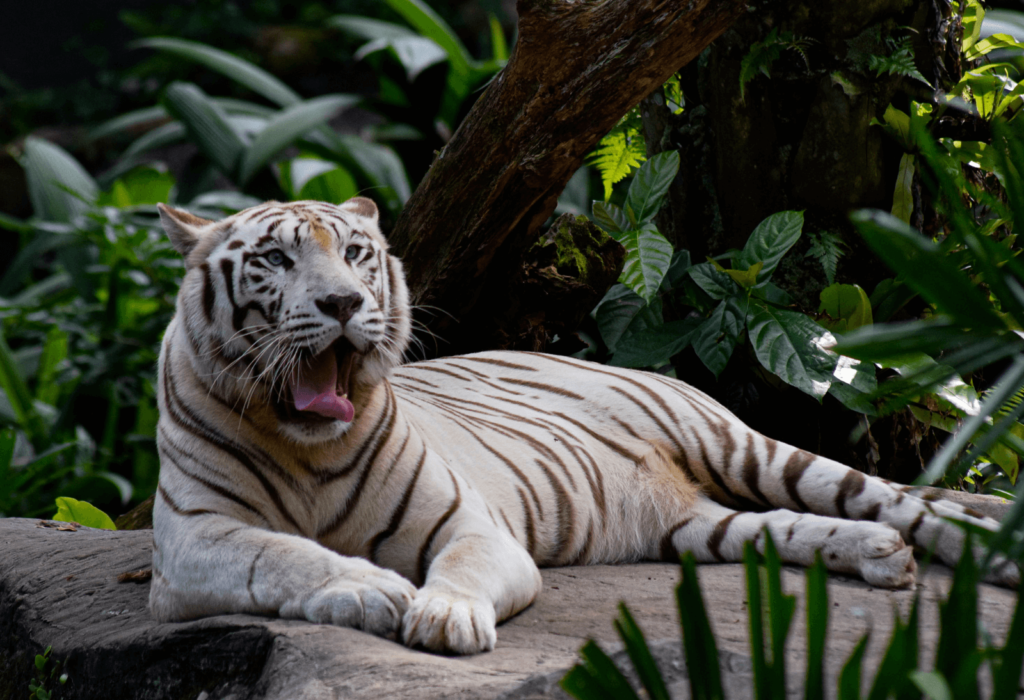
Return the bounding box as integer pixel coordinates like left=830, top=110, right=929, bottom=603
left=151, top=198, right=1018, bottom=655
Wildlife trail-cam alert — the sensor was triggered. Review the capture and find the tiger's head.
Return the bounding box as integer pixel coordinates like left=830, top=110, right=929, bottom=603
left=158, top=197, right=411, bottom=443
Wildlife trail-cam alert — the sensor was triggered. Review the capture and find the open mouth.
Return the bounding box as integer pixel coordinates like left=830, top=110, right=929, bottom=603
left=279, top=337, right=359, bottom=424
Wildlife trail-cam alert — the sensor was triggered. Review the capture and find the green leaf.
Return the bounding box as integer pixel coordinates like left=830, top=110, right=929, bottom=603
left=588, top=129, right=646, bottom=202
left=872, top=104, right=912, bottom=150
left=965, top=33, right=1024, bottom=61
left=238, top=95, right=359, bottom=185
left=992, top=575, right=1024, bottom=700
left=851, top=209, right=1004, bottom=331
left=592, top=201, right=630, bottom=235
left=805, top=551, right=828, bottom=700
left=614, top=604, right=671, bottom=700
left=35, top=326, right=68, bottom=407
left=910, top=671, right=952, bottom=700
left=688, top=262, right=739, bottom=301
left=677, top=552, right=725, bottom=700
left=355, top=36, right=448, bottom=82
left=866, top=597, right=920, bottom=700
left=52, top=496, right=116, bottom=530
left=724, top=261, right=764, bottom=289
left=734, top=211, right=804, bottom=285
left=743, top=542, right=770, bottom=700
left=891, top=153, right=915, bottom=223
left=299, top=167, right=358, bottom=204
left=137, top=37, right=301, bottom=107
left=624, top=151, right=680, bottom=226
left=595, top=285, right=657, bottom=353
left=327, top=15, right=417, bottom=41
left=819, top=284, right=873, bottom=333
left=22, top=137, right=98, bottom=222
left=162, top=82, right=247, bottom=178
left=562, top=640, right=641, bottom=700
left=489, top=14, right=509, bottom=62
left=748, top=303, right=836, bottom=400
left=384, top=0, right=472, bottom=81
left=838, top=635, right=869, bottom=700
left=693, top=298, right=747, bottom=378
left=0, top=328, right=46, bottom=444
left=98, top=167, right=175, bottom=207
left=616, top=224, right=674, bottom=301
left=763, top=532, right=795, bottom=698
left=935, top=535, right=980, bottom=700
left=610, top=318, right=702, bottom=368
left=962, top=0, right=985, bottom=53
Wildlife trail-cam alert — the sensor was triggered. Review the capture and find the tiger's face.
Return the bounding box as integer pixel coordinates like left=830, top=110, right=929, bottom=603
left=158, top=198, right=411, bottom=443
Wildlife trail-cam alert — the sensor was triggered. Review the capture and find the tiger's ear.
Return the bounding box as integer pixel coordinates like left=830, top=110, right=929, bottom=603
left=339, top=197, right=379, bottom=224
left=157, top=203, right=214, bottom=262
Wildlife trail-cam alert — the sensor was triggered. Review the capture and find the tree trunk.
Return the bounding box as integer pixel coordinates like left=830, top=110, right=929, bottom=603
left=389, top=0, right=747, bottom=355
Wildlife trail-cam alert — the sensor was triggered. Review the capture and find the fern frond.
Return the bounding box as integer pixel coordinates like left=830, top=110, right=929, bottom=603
left=805, top=231, right=847, bottom=285
left=587, top=124, right=646, bottom=201
left=868, top=36, right=932, bottom=88
left=739, top=29, right=815, bottom=99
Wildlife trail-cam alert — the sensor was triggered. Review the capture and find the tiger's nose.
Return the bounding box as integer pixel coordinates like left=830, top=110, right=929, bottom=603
left=316, top=292, right=363, bottom=323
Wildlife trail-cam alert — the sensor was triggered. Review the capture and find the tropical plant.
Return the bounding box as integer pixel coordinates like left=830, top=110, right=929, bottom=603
left=561, top=530, right=1024, bottom=700
left=0, top=137, right=192, bottom=518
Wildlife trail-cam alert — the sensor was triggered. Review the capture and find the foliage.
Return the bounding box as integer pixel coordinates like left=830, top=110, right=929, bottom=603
left=0, top=139, right=186, bottom=518
left=738, top=28, right=813, bottom=99
left=587, top=108, right=646, bottom=203
left=561, top=530, right=1024, bottom=700
left=28, top=645, right=67, bottom=700
left=53, top=496, right=117, bottom=530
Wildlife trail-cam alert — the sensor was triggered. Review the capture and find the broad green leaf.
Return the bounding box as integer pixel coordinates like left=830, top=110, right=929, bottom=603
left=872, top=104, right=912, bottom=149
left=595, top=285, right=654, bottom=352
left=592, top=201, right=630, bottom=235
left=660, top=249, right=692, bottom=292
left=734, top=210, right=804, bottom=285
left=327, top=15, right=417, bottom=41
left=355, top=36, right=448, bottom=81
left=819, top=284, right=873, bottom=333
left=22, top=137, right=98, bottom=222
left=299, top=167, right=358, bottom=204
left=616, top=224, right=673, bottom=301
left=98, top=167, right=175, bottom=207
left=610, top=318, right=702, bottom=368
left=851, top=209, right=1004, bottom=330
left=962, top=0, right=985, bottom=53
left=163, top=82, right=247, bottom=178
left=688, top=262, right=739, bottom=300
left=122, top=121, right=188, bottom=160
left=35, top=326, right=68, bottom=407
left=693, top=298, right=747, bottom=378
left=748, top=303, right=835, bottom=400
left=614, top=604, right=671, bottom=700
left=624, top=151, right=680, bottom=226
left=333, top=134, right=411, bottom=209
left=52, top=496, right=116, bottom=530
left=965, top=33, right=1024, bottom=61
left=238, top=95, right=359, bottom=184
left=87, top=105, right=170, bottom=142
left=385, top=0, right=472, bottom=80
left=137, top=37, right=301, bottom=107
left=891, top=153, right=915, bottom=223
left=0, top=329, right=46, bottom=443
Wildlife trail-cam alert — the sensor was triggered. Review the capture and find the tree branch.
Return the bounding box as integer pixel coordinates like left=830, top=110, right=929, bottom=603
left=388, top=0, right=746, bottom=350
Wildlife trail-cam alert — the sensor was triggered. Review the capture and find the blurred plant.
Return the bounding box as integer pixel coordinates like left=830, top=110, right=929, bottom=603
left=0, top=137, right=189, bottom=518
left=561, top=530, right=1024, bottom=700
left=329, top=0, right=508, bottom=140
left=89, top=38, right=410, bottom=218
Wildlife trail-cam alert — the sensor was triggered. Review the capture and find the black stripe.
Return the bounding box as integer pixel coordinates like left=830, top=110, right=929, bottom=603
left=499, top=377, right=585, bottom=401
left=835, top=470, right=866, bottom=519
left=417, top=471, right=462, bottom=584
left=200, top=263, right=216, bottom=323
left=782, top=451, right=814, bottom=512
left=661, top=517, right=694, bottom=561
left=157, top=483, right=216, bottom=518
left=740, top=433, right=771, bottom=507
left=517, top=486, right=537, bottom=558
left=708, top=513, right=739, bottom=561
left=370, top=449, right=428, bottom=562
left=319, top=386, right=395, bottom=484
left=457, top=356, right=539, bottom=372
left=162, top=350, right=302, bottom=531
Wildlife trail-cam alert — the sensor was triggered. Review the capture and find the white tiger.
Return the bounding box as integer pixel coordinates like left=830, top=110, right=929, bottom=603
left=150, top=197, right=1017, bottom=655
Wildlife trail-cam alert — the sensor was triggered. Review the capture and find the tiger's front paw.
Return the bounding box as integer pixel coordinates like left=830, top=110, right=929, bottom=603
left=300, top=566, right=417, bottom=637
left=858, top=525, right=916, bottom=589
left=402, top=587, right=497, bottom=655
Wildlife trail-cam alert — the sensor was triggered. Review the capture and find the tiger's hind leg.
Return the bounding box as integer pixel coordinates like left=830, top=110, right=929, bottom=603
left=665, top=494, right=917, bottom=588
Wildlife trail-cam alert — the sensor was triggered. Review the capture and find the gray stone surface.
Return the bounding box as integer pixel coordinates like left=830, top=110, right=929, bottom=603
left=0, top=515, right=1017, bottom=699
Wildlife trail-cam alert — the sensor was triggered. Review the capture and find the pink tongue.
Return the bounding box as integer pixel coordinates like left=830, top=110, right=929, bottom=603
left=290, top=348, right=354, bottom=423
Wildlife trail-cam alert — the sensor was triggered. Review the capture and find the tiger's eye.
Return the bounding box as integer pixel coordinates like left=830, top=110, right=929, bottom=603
left=345, top=245, right=360, bottom=261
left=266, top=250, right=286, bottom=266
